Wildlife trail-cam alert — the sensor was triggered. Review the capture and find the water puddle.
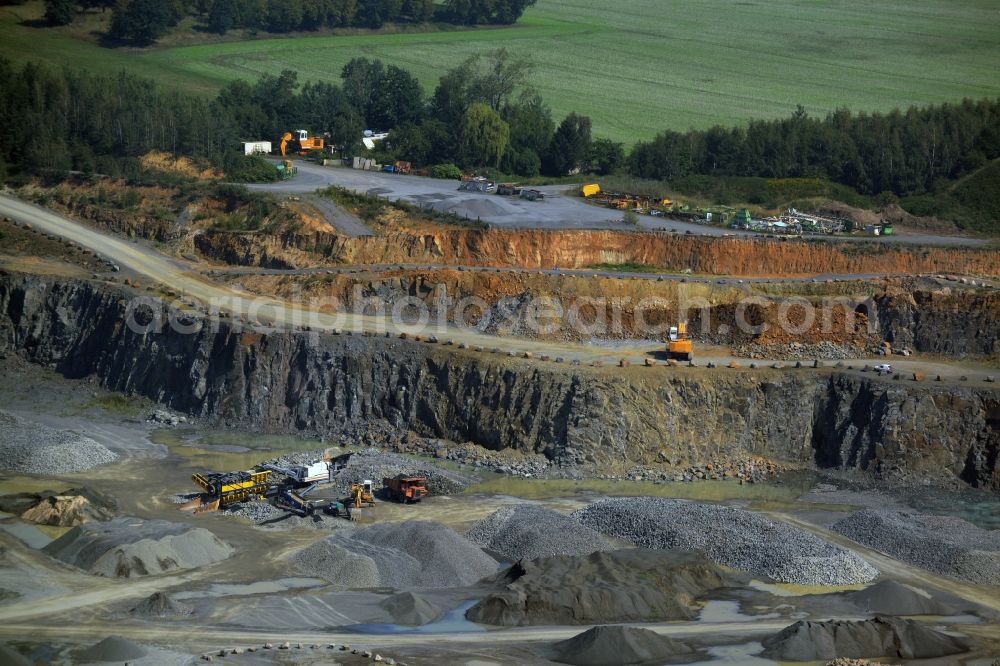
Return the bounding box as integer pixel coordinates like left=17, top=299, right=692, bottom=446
left=686, top=642, right=781, bottom=665
left=347, top=600, right=485, bottom=635
left=697, top=600, right=779, bottom=623
left=172, top=577, right=324, bottom=600
left=152, top=428, right=342, bottom=473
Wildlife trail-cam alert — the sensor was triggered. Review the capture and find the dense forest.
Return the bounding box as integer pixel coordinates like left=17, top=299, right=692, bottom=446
left=628, top=101, right=1000, bottom=199
left=0, top=51, right=601, bottom=181
left=1, top=54, right=997, bottom=230
left=36, top=0, right=536, bottom=41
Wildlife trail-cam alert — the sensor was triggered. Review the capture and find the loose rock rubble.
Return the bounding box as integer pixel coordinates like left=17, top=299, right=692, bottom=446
left=466, top=504, right=615, bottom=561
left=0, top=410, right=117, bottom=474
left=832, top=509, right=1000, bottom=585
left=573, top=498, right=878, bottom=585
left=147, top=409, right=188, bottom=427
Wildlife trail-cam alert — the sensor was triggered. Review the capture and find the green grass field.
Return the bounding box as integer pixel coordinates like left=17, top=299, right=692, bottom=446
left=3, top=1, right=1000, bottom=142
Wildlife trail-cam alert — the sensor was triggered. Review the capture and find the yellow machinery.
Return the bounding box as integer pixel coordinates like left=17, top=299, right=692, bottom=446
left=581, top=183, right=601, bottom=198
left=279, top=130, right=324, bottom=157
left=667, top=323, right=694, bottom=361
left=187, top=470, right=273, bottom=513
left=350, top=480, right=376, bottom=508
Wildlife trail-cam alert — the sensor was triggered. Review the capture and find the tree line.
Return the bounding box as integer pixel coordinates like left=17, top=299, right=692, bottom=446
left=2, top=53, right=998, bottom=210
left=628, top=101, right=1000, bottom=198
left=39, top=0, right=536, bottom=41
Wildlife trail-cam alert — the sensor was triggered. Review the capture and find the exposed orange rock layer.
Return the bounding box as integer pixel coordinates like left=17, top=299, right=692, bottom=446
left=199, top=228, right=1000, bottom=278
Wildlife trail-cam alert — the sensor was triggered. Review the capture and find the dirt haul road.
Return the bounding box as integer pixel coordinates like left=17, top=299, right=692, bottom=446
left=251, top=162, right=989, bottom=246
left=0, top=194, right=993, bottom=378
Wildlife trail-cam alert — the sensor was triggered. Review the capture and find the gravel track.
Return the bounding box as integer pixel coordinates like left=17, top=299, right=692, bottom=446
left=0, top=410, right=117, bottom=474
left=573, top=498, right=878, bottom=585
left=465, top=504, right=615, bottom=562
left=832, top=509, right=1000, bottom=585
left=292, top=520, right=497, bottom=589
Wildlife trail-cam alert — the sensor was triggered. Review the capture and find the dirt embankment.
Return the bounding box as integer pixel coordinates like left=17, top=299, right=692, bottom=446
left=235, top=271, right=996, bottom=359
left=195, top=227, right=1000, bottom=277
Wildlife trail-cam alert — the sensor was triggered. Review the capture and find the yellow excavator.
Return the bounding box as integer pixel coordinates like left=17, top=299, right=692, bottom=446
left=279, top=130, right=324, bottom=157
left=667, top=323, right=694, bottom=361
left=350, top=480, right=376, bottom=508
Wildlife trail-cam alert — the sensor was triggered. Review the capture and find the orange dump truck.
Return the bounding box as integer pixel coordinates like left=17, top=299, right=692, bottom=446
left=383, top=476, right=428, bottom=503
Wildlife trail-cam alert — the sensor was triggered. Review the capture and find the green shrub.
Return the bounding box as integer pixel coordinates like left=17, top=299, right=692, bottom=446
left=429, top=163, right=462, bottom=180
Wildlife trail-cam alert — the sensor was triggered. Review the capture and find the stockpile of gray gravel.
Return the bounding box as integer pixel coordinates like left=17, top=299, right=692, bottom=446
left=832, top=509, right=1000, bottom=585
left=0, top=410, right=117, bottom=475
left=466, top=504, right=615, bottom=561
left=552, top=625, right=696, bottom=666
left=761, top=616, right=970, bottom=661
left=331, top=449, right=474, bottom=496
left=292, top=520, right=497, bottom=589
left=573, top=498, right=878, bottom=585
left=43, top=517, right=232, bottom=577
left=129, top=592, right=193, bottom=618
left=78, top=635, right=148, bottom=662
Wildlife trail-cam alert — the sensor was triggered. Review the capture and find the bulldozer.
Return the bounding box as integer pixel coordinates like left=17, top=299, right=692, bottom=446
left=667, top=323, right=694, bottom=361
left=350, top=480, right=376, bottom=508
left=279, top=130, right=324, bottom=157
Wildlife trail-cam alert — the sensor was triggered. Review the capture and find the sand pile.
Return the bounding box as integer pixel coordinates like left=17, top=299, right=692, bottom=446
left=552, top=626, right=696, bottom=666
left=575, top=498, right=877, bottom=585
left=78, top=635, right=147, bottom=662
left=292, top=521, right=496, bottom=589
left=844, top=580, right=961, bottom=616
left=14, top=487, right=118, bottom=526
left=43, top=517, right=232, bottom=578
left=467, top=549, right=724, bottom=626
left=761, top=616, right=970, bottom=661
left=0, top=411, right=117, bottom=474
left=466, top=504, right=614, bottom=561
left=379, top=591, right=446, bottom=626
left=832, top=509, right=1000, bottom=584
left=129, top=592, right=193, bottom=618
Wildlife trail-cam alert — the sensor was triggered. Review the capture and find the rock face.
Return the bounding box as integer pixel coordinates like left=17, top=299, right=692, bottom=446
left=761, top=616, right=970, bottom=661
left=875, top=289, right=1000, bottom=357
left=1, top=274, right=998, bottom=489
left=465, top=549, right=724, bottom=626
left=551, top=625, right=696, bottom=666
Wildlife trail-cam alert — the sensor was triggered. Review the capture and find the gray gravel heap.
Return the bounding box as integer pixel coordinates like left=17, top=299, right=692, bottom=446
left=292, top=520, right=497, bottom=589
left=573, top=498, right=877, bottom=585
left=0, top=410, right=117, bottom=474
left=832, top=509, right=1000, bottom=585
left=43, top=516, right=232, bottom=577
left=331, top=449, right=474, bottom=496
left=466, top=504, right=615, bottom=562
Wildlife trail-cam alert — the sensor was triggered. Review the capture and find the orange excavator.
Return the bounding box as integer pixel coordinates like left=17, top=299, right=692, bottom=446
left=667, top=323, right=694, bottom=361
left=279, top=130, right=324, bottom=157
